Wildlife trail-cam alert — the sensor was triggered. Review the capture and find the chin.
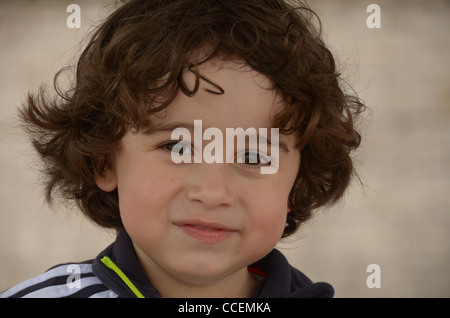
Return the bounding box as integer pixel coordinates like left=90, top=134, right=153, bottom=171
left=169, top=259, right=241, bottom=285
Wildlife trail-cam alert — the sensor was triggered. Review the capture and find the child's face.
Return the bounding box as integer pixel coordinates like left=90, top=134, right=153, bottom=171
left=97, top=59, right=300, bottom=294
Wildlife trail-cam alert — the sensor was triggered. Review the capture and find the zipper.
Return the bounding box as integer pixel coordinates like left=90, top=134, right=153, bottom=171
left=101, top=256, right=145, bottom=298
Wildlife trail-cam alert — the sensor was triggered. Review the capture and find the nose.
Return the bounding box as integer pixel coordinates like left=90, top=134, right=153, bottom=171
left=186, top=163, right=235, bottom=209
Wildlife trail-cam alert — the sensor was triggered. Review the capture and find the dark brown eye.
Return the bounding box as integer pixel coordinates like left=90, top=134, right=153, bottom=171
left=162, top=141, right=192, bottom=155
left=237, top=151, right=270, bottom=166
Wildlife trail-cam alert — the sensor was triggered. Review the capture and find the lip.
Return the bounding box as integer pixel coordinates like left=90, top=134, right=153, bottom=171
left=174, top=219, right=237, bottom=244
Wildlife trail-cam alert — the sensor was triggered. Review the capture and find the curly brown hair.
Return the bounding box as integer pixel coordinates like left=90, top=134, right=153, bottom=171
left=20, top=0, right=365, bottom=237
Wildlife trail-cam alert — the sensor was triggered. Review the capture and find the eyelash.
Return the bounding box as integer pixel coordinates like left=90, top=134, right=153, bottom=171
left=159, top=141, right=270, bottom=167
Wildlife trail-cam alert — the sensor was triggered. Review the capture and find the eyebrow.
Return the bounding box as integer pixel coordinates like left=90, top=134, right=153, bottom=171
left=142, top=121, right=290, bottom=152
left=142, top=121, right=195, bottom=135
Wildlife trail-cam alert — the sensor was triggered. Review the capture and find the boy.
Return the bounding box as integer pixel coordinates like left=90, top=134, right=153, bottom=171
left=1, top=0, right=364, bottom=298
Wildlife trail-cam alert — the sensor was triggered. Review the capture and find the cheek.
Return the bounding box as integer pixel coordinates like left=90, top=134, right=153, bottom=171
left=243, top=167, right=299, bottom=248
left=258, top=201, right=288, bottom=230
left=115, top=163, right=177, bottom=236
left=245, top=188, right=290, bottom=244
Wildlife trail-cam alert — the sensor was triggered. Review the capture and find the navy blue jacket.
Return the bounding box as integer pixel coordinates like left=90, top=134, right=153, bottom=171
left=1, top=230, right=334, bottom=298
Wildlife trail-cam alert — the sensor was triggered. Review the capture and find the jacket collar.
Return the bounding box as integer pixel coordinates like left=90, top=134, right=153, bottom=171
left=92, top=230, right=334, bottom=298
left=251, top=249, right=334, bottom=298
left=92, top=230, right=161, bottom=298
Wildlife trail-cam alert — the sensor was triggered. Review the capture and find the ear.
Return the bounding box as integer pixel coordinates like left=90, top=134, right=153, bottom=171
left=95, top=168, right=117, bottom=192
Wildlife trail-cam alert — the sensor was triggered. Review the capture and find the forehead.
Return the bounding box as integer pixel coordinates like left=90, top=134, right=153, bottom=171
left=150, top=59, right=284, bottom=130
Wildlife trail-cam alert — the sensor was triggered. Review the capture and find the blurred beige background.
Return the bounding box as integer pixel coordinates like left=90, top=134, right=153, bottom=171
left=1, top=0, right=449, bottom=297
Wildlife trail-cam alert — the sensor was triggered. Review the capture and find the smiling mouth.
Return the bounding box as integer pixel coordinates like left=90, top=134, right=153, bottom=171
left=174, top=220, right=237, bottom=243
